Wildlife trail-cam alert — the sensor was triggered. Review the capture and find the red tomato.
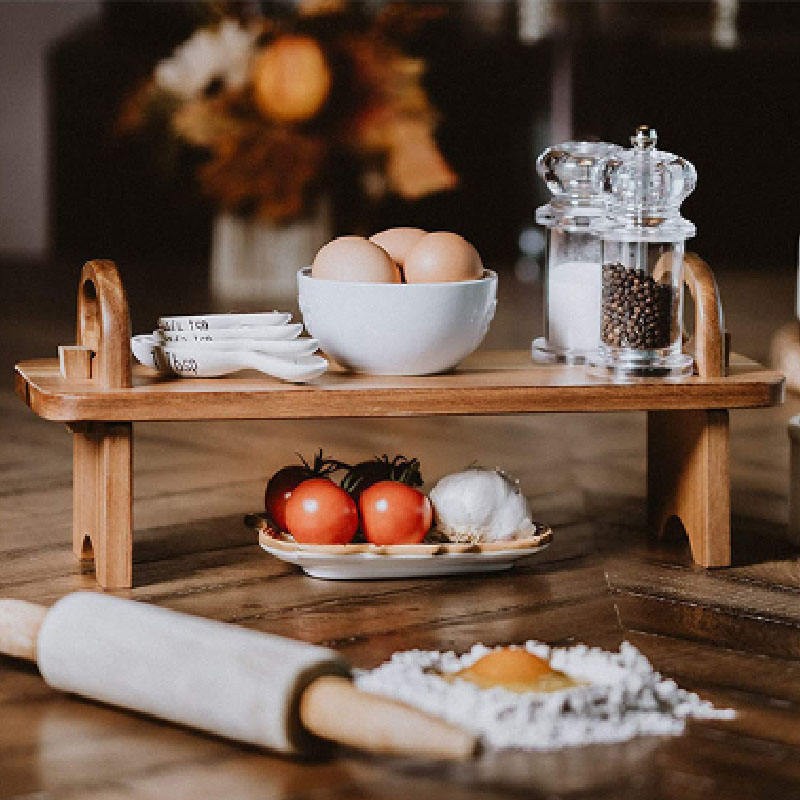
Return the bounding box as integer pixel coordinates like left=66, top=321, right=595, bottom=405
left=285, top=478, right=359, bottom=544
left=359, top=481, right=432, bottom=545
left=265, top=465, right=312, bottom=532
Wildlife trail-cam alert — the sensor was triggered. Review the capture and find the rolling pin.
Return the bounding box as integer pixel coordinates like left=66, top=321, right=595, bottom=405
left=0, top=592, right=477, bottom=760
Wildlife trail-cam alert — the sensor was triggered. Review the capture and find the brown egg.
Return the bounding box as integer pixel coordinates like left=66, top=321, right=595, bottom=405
left=252, top=35, right=331, bottom=123
left=311, top=236, right=401, bottom=283
left=403, top=232, right=483, bottom=283
left=369, top=227, right=427, bottom=267
left=448, top=647, right=578, bottom=693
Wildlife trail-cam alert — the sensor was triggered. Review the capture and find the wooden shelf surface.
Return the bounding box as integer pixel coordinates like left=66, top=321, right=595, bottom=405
left=15, top=349, right=785, bottom=422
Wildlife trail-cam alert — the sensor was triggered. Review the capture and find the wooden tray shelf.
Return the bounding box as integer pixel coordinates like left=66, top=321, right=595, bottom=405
left=14, top=259, right=785, bottom=589
left=16, top=350, right=782, bottom=422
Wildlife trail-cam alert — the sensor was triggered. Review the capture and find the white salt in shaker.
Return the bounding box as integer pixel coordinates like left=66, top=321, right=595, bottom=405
left=590, top=126, right=697, bottom=378
left=532, top=140, right=621, bottom=364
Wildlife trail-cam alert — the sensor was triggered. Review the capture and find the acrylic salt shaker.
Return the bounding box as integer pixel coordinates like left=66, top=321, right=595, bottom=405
left=590, top=126, right=697, bottom=378
left=532, top=140, right=621, bottom=364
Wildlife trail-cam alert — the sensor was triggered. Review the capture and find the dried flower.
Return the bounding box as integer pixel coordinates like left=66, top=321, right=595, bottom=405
left=198, top=124, right=326, bottom=222
left=386, top=118, right=458, bottom=200
left=154, top=19, right=259, bottom=100
left=251, top=35, right=332, bottom=124
left=119, top=4, right=457, bottom=223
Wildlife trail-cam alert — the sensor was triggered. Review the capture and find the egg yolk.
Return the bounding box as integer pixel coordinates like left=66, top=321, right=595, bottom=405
left=449, top=647, right=577, bottom=693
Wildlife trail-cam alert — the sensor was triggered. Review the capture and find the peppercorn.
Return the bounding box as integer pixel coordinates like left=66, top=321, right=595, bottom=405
left=601, top=262, right=674, bottom=350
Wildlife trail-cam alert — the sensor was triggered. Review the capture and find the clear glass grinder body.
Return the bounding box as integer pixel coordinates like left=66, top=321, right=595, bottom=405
left=532, top=141, right=621, bottom=364
left=590, top=126, right=697, bottom=377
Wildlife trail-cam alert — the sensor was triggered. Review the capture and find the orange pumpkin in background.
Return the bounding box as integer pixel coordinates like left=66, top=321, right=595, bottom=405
left=252, top=35, right=332, bottom=123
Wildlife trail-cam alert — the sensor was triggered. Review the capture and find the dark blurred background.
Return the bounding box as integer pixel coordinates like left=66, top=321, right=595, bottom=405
left=1, top=1, right=798, bottom=290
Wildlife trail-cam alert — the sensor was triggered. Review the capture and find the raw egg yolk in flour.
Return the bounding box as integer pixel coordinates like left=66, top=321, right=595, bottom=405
left=449, top=648, right=578, bottom=693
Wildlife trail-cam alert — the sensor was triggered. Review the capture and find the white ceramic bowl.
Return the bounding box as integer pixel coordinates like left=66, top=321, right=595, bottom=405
left=298, top=268, right=498, bottom=375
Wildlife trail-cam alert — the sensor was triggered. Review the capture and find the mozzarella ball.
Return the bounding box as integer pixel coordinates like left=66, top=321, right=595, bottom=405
left=403, top=232, right=483, bottom=283
left=311, top=236, right=401, bottom=283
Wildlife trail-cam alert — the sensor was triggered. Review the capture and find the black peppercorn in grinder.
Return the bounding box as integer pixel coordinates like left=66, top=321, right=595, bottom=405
left=589, top=126, right=697, bottom=377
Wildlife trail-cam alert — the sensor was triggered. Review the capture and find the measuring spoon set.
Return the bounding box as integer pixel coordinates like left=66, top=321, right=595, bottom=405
left=131, top=313, right=327, bottom=383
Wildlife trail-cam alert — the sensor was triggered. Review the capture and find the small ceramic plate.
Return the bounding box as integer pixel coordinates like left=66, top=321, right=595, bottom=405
left=248, top=515, right=552, bottom=580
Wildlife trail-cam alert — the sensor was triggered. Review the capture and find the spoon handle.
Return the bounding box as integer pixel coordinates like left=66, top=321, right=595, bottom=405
left=238, top=352, right=327, bottom=383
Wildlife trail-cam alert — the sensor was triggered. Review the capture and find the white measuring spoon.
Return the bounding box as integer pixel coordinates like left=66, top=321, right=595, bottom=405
left=155, top=347, right=327, bottom=382
left=159, top=324, right=304, bottom=343
left=133, top=335, right=322, bottom=369
left=158, top=312, right=292, bottom=331
left=160, top=338, right=321, bottom=358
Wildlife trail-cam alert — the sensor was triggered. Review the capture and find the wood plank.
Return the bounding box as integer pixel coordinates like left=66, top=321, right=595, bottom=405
left=172, top=562, right=611, bottom=658
left=652, top=730, right=800, bottom=797
left=15, top=351, right=784, bottom=422
left=0, top=695, right=251, bottom=799
left=626, top=632, right=800, bottom=708
left=613, top=592, right=800, bottom=659
left=606, top=557, right=800, bottom=658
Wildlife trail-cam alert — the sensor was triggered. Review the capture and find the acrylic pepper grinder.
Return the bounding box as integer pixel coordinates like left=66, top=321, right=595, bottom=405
left=532, top=140, right=621, bottom=364
left=590, top=126, right=698, bottom=377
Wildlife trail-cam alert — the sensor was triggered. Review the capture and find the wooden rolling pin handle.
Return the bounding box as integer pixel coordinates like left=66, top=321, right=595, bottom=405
left=300, top=675, right=479, bottom=761
left=0, top=599, right=47, bottom=662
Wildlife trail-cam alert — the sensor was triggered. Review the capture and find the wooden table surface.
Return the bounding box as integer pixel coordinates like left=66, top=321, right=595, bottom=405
left=2, top=261, right=800, bottom=799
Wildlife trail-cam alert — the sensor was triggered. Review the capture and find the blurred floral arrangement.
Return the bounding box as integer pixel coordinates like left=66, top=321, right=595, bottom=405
left=119, top=1, right=457, bottom=223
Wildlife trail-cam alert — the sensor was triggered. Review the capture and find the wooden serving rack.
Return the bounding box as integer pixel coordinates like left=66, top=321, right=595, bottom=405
left=15, top=258, right=784, bottom=589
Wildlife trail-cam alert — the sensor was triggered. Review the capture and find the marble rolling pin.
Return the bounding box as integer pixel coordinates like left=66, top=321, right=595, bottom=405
left=0, top=592, right=476, bottom=760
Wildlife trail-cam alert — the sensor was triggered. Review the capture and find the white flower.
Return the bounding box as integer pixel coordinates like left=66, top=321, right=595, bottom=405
left=155, top=19, right=258, bottom=100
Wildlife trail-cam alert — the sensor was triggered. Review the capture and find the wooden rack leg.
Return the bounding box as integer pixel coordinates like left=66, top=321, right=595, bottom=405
left=647, top=409, right=731, bottom=567
left=72, top=421, right=133, bottom=589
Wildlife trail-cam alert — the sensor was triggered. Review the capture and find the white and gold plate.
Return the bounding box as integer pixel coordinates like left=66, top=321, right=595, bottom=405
left=247, top=515, right=552, bottom=580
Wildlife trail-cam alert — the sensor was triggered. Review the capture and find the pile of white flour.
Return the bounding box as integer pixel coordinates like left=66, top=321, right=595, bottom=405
left=354, top=641, right=735, bottom=750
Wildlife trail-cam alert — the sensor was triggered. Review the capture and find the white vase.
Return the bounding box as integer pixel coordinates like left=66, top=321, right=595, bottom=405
left=209, top=199, right=331, bottom=306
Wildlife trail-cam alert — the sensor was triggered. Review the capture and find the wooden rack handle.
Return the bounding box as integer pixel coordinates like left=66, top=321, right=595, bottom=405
left=77, top=260, right=132, bottom=388
left=683, top=252, right=726, bottom=378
